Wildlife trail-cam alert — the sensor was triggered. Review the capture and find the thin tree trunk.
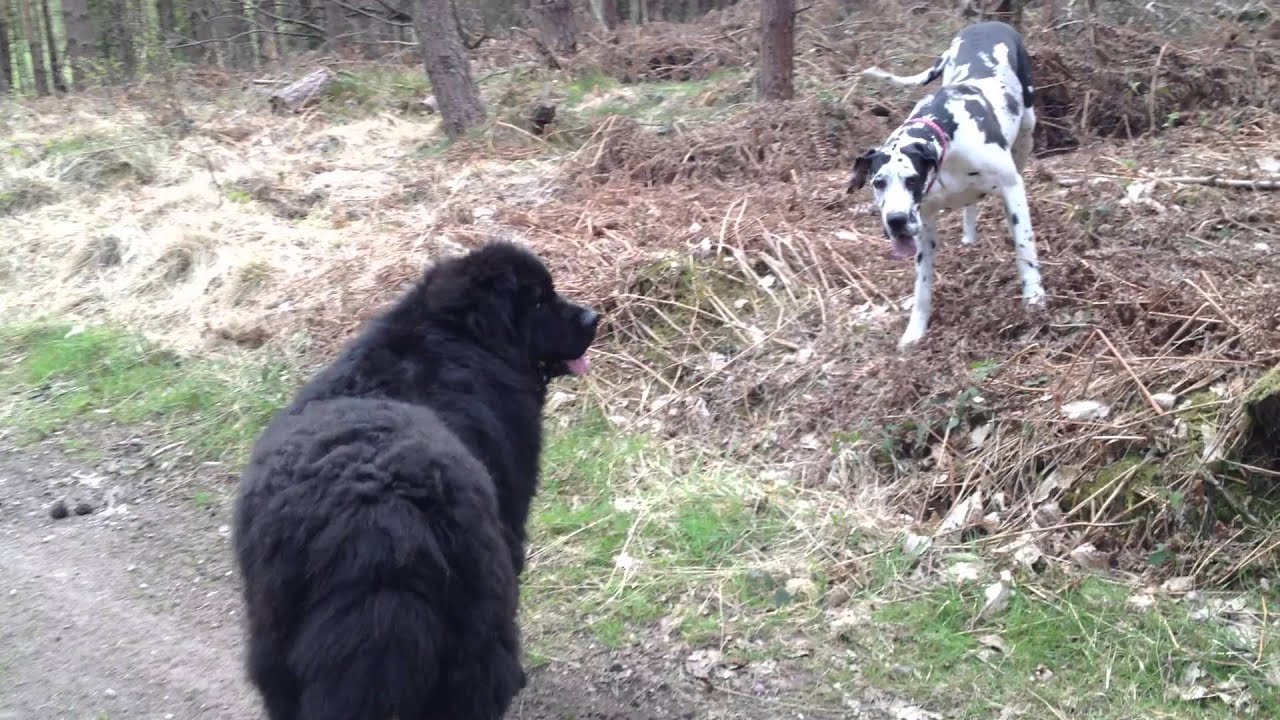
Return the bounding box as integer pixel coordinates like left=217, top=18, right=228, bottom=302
left=643, top=0, right=662, bottom=22
left=0, top=5, right=13, bottom=93
left=39, top=0, right=65, bottom=92
left=757, top=0, right=794, bottom=101
left=989, top=0, right=1023, bottom=29
left=258, top=0, right=280, bottom=62
left=19, top=0, right=51, bottom=95
left=413, top=0, right=485, bottom=138
left=156, top=0, right=177, bottom=40
left=115, top=0, right=137, bottom=79
left=533, top=0, right=576, bottom=56
left=325, top=0, right=349, bottom=50
left=60, top=0, right=90, bottom=88
left=594, top=0, right=620, bottom=30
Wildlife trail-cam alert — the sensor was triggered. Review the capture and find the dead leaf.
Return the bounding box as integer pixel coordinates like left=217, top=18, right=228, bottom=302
left=978, top=578, right=1012, bottom=620
left=1061, top=400, right=1111, bottom=421
left=977, top=634, right=1009, bottom=654
left=684, top=649, right=722, bottom=680
left=1069, top=543, right=1109, bottom=572
left=1161, top=576, right=1194, bottom=594
left=935, top=491, right=984, bottom=541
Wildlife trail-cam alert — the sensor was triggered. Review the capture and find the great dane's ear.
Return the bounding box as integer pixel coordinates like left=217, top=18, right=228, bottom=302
left=847, top=148, right=879, bottom=194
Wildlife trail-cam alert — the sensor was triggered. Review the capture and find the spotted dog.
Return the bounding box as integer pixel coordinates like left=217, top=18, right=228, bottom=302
left=849, top=21, right=1045, bottom=351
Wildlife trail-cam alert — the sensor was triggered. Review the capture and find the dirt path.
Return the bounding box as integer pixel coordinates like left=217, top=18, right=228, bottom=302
left=0, top=431, right=886, bottom=720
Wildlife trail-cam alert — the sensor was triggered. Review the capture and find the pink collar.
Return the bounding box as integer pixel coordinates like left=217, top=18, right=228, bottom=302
left=907, top=117, right=949, bottom=193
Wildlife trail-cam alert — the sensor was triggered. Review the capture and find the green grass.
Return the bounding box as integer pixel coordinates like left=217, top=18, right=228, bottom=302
left=524, top=407, right=815, bottom=649
left=0, top=323, right=292, bottom=462
left=856, top=566, right=1280, bottom=719
left=324, top=67, right=432, bottom=115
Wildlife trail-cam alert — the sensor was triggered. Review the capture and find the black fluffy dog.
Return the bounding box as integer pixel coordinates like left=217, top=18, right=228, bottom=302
left=232, top=241, right=599, bottom=720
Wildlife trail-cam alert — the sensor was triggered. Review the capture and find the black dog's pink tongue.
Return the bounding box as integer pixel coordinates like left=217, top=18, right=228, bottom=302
left=890, top=236, right=918, bottom=261
left=565, top=355, right=590, bottom=376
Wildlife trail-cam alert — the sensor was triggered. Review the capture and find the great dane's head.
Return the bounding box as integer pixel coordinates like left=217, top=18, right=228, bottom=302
left=847, top=141, right=939, bottom=261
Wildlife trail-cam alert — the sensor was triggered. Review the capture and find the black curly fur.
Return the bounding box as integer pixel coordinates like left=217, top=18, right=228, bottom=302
left=232, top=241, right=599, bottom=720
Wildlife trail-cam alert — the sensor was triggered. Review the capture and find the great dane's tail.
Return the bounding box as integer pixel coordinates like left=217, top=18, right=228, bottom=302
left=861, top=57, right=945, bottom=88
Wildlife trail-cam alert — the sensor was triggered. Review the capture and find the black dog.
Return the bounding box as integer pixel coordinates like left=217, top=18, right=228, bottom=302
left=232, top=241, right=600, bottom=720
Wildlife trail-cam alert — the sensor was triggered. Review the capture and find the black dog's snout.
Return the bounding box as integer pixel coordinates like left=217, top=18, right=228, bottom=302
left=578, top=308, right=600, bottom=330
left=886, top=213, right=910, bottom=232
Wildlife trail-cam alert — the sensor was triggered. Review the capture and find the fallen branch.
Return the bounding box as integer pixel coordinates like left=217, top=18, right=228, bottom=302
left=269, top=67, right=336, bottom=114
left=1056, top=174, right=1280, bottom=190
left=1157, top=175, right=1280, bottom=190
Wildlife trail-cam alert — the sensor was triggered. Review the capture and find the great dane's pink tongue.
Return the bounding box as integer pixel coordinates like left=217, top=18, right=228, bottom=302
left=890, top=236, right=918, bottom=261
left=565, top=355, right=590, bottom=376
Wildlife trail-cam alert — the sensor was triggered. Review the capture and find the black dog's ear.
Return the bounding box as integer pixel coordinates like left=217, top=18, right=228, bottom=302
left=847, top=148, right=879, bottom=194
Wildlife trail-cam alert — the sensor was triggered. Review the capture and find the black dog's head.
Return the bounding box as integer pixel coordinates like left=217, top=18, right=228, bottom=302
left=421, top=241, right=600, bottom=381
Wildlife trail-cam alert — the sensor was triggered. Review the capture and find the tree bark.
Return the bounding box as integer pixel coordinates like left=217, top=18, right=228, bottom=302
left=593, top=0, right=620, bottom=31
left=532, top=0, right=576, bottom=55
left=258, top=0, right=280, bottom=63
left=113, top=0, right=138, bottom=79
left=413, top=0, right=485, bottom=138
left=989, top=0, right=1023, bottom=30
left=60, top=0, right=91, bottom=88
left=643, top=0, right=662, bottom=22
left=0, top=5, right=13, bottom=93
left=757, top=0, right=794, bottom=101
left=325, top=0, right=350, bottom=51
left=39, top=0, right=66, bottom=92
left=18, top=0, right=51, bottom=95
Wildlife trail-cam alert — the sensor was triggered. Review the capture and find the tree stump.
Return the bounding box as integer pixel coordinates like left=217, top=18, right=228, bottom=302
left=269, top=67, right=337, bottom=114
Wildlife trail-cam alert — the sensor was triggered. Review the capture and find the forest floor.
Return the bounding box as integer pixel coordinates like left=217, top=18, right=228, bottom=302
left=2, top=3, right=1279, bottom=718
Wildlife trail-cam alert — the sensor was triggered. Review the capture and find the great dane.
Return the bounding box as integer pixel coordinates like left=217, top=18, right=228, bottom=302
left=849, top=21, right=1045, bottom=351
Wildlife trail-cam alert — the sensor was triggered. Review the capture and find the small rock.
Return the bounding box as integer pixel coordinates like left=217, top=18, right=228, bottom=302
left=104, top=688, right=118, bottom=699
left=1152, top=392, right=1178, bottom=411
left=74, top=502, right=94, bottom=516
left=1161, top=576, right=1195, bottom=594
left=49, top=500, right=69, bottom=520
left=1069, top=542, right=1110, bottom=572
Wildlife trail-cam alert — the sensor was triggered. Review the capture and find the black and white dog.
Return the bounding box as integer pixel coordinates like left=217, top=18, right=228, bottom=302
left=849, top=21, right=1045, bottom=350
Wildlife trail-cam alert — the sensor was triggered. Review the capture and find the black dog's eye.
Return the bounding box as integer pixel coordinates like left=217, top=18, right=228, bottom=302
left=904, top=177, right=919, bottom=190
left=872, top=178, right=887, bottom=191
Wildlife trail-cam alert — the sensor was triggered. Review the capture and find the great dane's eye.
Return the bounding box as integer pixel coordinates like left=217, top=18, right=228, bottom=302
left=872, top=178, right=886, bottom=191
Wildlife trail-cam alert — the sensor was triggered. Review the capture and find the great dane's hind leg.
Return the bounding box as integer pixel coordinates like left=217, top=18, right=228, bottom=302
left=1012, top=107, right=1036, bottom=174
left=899, top=221, right=939, bottom=351
left=962, top=204, right=979, bottom=245
left=1000, top=177, right=1045, bottom=308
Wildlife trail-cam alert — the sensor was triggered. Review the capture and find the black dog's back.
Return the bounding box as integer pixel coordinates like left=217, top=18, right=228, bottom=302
left=234, top=398, right=523, bottom=720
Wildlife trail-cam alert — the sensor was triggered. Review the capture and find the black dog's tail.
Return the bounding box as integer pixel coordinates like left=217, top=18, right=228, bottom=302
left=289, top=589, right=440, bottom=720
left=861, top=56, right=945, bottom=88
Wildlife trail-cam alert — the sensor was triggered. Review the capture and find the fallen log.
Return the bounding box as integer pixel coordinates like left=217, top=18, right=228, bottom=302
left=269, top=67, right=337, bottom=114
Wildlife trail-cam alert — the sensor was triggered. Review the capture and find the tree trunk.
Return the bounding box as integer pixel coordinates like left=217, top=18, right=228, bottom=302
left=594, top=0, right=620, bottom=31
left=39, top=0, right=66, bottom=92
left=156, top=0, right=177, bottom=40
left=643, top=0, right=662, bottom=22
left=114, top=0, right=137, bottom=79
left=325, top=0, right=349, bottom=51
left=0, top=5, right=13, bottom=93
left=258, top=0, right=280, bottom=63
left=757, top=0, right=794, bottom=101
left=533, top=0, right=576, bottom=56
left=18, top=0, right=51, bottom=95
left=413, top=0, right=485, bottom=138
left=60, top=0, right=91, bottom=88
left=989, top=0, right=1023, bottom=30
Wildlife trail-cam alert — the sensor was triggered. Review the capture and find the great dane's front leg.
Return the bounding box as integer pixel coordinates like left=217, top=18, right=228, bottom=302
left=1001, top=178, right=1045, bottom=307
left=962, top=204, right=978, bottom=245
left=899, top=220, right=938, bottom=351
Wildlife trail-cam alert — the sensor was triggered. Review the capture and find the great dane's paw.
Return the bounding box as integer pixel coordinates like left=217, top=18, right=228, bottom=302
left=1024, top=289, right=1047, bottom=310
left=898, top=332, right=924, bottom=353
